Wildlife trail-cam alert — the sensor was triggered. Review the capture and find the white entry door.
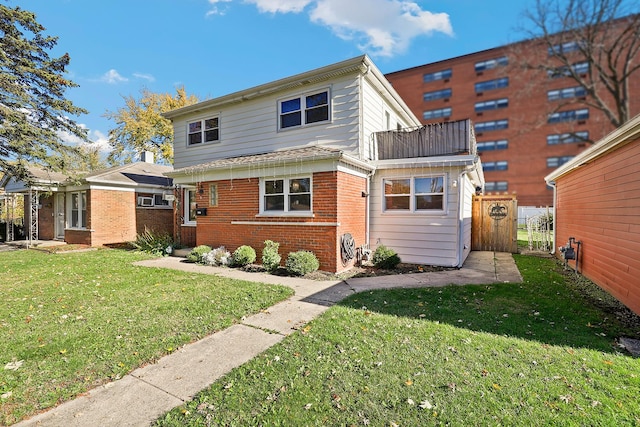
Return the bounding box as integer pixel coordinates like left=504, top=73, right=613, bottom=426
left=55, top=193, right=65, bottom=240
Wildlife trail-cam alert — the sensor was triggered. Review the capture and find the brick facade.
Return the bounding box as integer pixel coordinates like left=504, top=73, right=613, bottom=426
left=191, top=171, right=366, bottom=273
left=136, top=207, right=173, bottom=236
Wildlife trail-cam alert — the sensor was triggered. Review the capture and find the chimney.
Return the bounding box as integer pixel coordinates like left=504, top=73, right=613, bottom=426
left=140, top=151, right=154, bottom=163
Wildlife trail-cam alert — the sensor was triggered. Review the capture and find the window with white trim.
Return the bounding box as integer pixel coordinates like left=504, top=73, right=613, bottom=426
left=188, top=117, right=219, bottom=145
left=70, top=191, right=87, bottom=228
left=261, top=177, right=311, bottom=213
left=279, top=90, right=329, bottom=130
left=383, top=176, right=445, bottom=212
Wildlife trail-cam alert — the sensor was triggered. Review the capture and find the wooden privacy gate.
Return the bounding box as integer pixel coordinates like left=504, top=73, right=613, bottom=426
left=472, top=194, right=518, bottom=253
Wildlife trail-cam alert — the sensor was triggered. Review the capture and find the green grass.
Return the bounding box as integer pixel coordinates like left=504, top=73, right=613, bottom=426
left=155, top=255, right=640, bottom=426
left=0, top=249, right=293, bottom=425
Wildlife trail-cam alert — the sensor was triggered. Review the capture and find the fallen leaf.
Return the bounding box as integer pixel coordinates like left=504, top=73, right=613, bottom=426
left=1, top=391, right=12, bottom=400
left=492, top=383, right=501, bottom=390
left=405, top=379, right=413, bottom=386
left=304, top=403, right=312, bottom=410
left=4, top=360, right=24, bottom=371
left=419, top=399, right=433, bottom=409
left=407, top=398, right=415, bottom=405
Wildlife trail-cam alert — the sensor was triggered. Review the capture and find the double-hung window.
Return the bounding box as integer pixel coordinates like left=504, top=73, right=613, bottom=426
left=383, top=176, right=445, bottom=213
left=262, top=177, right=311, bottom=214
left=70, top=191, right=87, bottom=228
left=188, top=117, right=219, bottom=145
left=279, top=90, right=329, bottom=130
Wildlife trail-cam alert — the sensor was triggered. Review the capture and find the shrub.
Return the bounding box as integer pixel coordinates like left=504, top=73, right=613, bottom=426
left=372, top=244, right=401, bottom=269
left=132, top=228, right=174, bottom=256
left=262, top=240, right=281, bottom=272
left=201, top=246, right=231, bottom=266
left=187, top=245, right=212, bottom=263
left=232, top=245, right=256, bottom=267
left=285, top=250, right=320, bottom=276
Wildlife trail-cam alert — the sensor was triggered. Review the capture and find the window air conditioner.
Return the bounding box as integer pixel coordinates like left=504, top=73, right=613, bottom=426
left=138, top=196, right=154, bottom=207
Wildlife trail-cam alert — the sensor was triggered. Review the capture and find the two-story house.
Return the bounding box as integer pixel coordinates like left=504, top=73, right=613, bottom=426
left=165, top=55, right=484, bottom=273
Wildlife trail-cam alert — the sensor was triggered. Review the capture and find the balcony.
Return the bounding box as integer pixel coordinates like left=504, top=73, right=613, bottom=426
left=375, top=119, right=476, bottom=160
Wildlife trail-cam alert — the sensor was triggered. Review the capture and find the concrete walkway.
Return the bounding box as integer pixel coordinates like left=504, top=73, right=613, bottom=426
left=14, top=251, right=521, bottom=427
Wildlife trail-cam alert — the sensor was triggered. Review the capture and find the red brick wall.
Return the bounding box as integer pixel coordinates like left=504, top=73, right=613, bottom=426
left=88, top=189, right=137, bottom=246
left=193, top=171, right=366, bottom=273
left=37, top=194, right=55, bottom=240
left=136, top=207, right=173, bottom=236
left=336, top=171, right=367, bottom=271
left=554, top=138, right=640, bottom=315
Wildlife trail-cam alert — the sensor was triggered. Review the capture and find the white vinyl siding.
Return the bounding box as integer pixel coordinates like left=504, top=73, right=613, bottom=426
left=369, top=168, right=460, bottom=266
left=172, top=77, right=362, bottom=169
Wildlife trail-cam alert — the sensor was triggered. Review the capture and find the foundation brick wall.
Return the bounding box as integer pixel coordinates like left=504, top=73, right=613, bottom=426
left=193, top=170, right=366, bottom=273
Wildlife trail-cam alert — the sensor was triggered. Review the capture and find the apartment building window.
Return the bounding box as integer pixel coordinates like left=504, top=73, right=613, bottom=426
left=547, top=131, right=589, bottom=145
left=547, top=86, right=587, bottom=101
left=423, top=88, right=452, bottom=102
left=279, top=90, right=330, bottom=130
left=477, top=140, right=508, bottom=151
left=474, top=56, right=508, bottom=72
left=383, top=176, right=445, bottom=212
left=475, top=77, right=508, bottom=93
left=475, top=98, right=508, bottom=112
left=485, top=181, right=508, bottom=192
left=548, top=61, right=589, bottom=78
left=548, top=41, right=582, bottom=56
left=423, top=69, right=452, bottom=83
left=548, top=108, right=589, bottom=123
left=423, top=107, right=451, bottom=120
left=262, top=177, right=311, bottom=213
left=70, top=191, right=87, bottom=228
left=547, top=156, right=574, bottom=168
left=475, top=119, right=508, bottom=132
left=188, top=117, right=219, bottom=145
left=483, top=161, right=508, bottom=172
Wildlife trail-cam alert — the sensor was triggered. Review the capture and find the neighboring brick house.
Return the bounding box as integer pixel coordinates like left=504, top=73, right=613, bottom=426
left=165, top=55, right=484, bottom=273
left=2, top=158, right=174, bottom=246
left=545, top=113, right=640, bottom=315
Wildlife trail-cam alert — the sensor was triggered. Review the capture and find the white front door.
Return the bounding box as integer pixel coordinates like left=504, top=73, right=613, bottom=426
left=55, top=193, right=65, bottom=240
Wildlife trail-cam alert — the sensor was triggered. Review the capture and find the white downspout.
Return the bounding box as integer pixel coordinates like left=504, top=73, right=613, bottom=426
left=456, top=171, right=465, bottom=268
left=549, top=180, right=557, bottom=255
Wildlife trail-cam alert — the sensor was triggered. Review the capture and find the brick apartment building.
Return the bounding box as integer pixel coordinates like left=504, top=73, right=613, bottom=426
left=385, top=18, right=640, bottom=207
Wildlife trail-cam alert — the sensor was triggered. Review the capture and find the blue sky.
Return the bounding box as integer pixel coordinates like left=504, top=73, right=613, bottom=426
left=23, top=0, right=537, bottom=153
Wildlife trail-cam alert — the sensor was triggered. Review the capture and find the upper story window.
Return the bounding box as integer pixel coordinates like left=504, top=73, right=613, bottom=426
left=279, top=90, right=329, bottom=130
left=475, top=119, right=508, bottom=133
left=483, top=161, right=508, bottom=172
left=383, top=176, right=445, bottom=213
left=475, top=56, right=508, bottom=72
left=70, top=191, right=87, bottom=229
left=423, top=69, right=452, bottom=83
left=475, top=77, right=508, bottom=93
left=485, top=181, right=508, bottom=192
left=423, top=107, right=451, bottom=120
left=547, top=131, right=589, bottom=145
left=547, top=156, right=574, bottom=168
left=548, top=41, right=582, bottom=56
left=548, top=108, right=589, bottom=124
left=261, top=176, right=311, bottom=214
left=548, top=61, right=589, bottom=78
left=423, top=88, right=452, bottom=102
left=188, top=117, right=219, bottom=146
left=477, top=140, right=508, bottom=151
left=475, top=98, right=508, bottom=112
left=548, top=86, right=587, bottom=101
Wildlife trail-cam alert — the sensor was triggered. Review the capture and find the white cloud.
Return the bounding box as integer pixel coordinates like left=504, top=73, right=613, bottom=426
left=100, top=69, right=128, bottom=84
left=246, top=0, right=312, bottom=13
left=206, top=0, right=233, bottom=16
left=57, top=126, right=112, bottom=154
left=210, top=0, right=452, bottom=57
left=133, top=72, right=156, bottom=82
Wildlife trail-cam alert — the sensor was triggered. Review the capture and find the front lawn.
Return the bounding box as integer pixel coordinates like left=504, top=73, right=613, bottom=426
left=156, top=255, right=640, bottom=426
left=0, top=249, right=293, bottom=425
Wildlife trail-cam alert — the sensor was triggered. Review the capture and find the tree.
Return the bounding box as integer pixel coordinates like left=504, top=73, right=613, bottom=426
left=515, top=0, right=640, bottom=131
left=0, top=4, right=88, bottom=181
left=105, top=86, right=199, bottom=164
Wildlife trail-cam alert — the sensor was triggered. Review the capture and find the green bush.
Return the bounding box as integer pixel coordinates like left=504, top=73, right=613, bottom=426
left=132, top=228, right=174, bottom=256
left=372, top=244, right=401, bottom=269
left=285, top=250, right=320, bottom=276
left=187, top=245, right=212, bottom=263
left=232, top=245, right=256, bottom=267
left=262, top=240, right=281, bottom=272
